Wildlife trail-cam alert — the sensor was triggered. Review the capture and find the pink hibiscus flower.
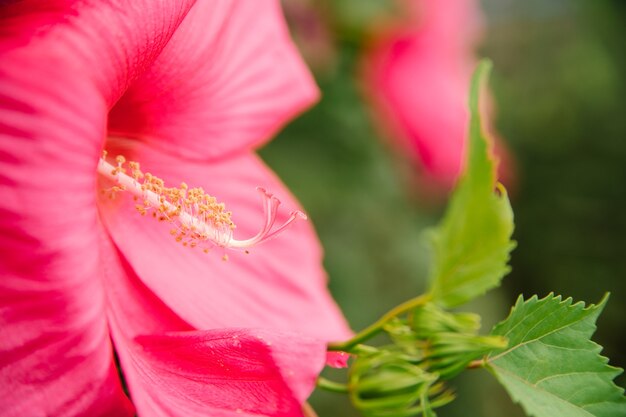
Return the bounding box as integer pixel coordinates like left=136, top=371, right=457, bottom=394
left=0, top=1, right=351, bottom=416
left=362, top=0, right=510, bottom=190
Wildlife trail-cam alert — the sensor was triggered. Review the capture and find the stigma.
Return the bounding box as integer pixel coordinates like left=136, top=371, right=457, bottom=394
left=98, top=152, right=307, bottom=252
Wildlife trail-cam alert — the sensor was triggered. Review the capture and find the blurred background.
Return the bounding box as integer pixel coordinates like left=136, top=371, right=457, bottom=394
left=263, top=0, right=626, bottom=416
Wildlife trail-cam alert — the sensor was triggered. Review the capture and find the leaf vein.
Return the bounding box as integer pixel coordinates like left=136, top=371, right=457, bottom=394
left=489, top=314, right=592, bottom=362
left=534, top=371, right=601, bottom=386
left=490, top=364, right=597, bottom=417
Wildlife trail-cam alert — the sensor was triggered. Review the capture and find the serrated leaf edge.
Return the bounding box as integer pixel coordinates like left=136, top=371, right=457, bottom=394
left=488, top=293, right=609, bottom=362
left=486, top=293, right=625, bottom=417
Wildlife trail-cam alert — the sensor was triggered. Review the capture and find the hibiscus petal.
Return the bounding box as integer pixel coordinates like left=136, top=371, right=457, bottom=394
left=108, top=0, right=319, bottom=160
left=134, top=329, right=325, bottom=417
left=0, top=62, right=131, bottom=415
left=100, top=233, right=325, bottom=417
left=117, top=328, right=325, bottom=417
left=99, top=139, right=351, bottom=342
left=325, top=351, right=351, bottom=369
left=0, top=2, right=196, bottom=414
left=365, top=45, right=472, bottom=187
left=361, top=0, right=483, bottom=188
left=0, top=0, right=196, bottom=107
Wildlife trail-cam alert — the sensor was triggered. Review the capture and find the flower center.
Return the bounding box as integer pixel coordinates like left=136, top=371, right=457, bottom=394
left=98, top=151, right=307, bottom=255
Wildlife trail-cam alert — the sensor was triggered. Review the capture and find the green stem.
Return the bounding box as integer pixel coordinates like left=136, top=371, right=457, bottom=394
left=328, top=293, right=432, bottom=352
left=316, top=377, right=350, bottom=394
left=467, top=359, right=485, bottom=369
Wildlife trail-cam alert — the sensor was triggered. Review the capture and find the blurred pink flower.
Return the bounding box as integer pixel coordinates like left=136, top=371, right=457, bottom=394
left=362, top=0, right=510, bottom=190
left=0, top=1, right=350, bottom=416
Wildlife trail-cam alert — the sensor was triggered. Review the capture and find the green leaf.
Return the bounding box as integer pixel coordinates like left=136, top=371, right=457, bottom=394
left=486, top=294, right=626, bottom=417
left=427, top=60, right=516, bottom=307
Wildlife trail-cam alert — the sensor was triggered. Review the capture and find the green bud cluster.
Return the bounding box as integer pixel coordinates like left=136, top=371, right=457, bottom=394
left=346, top=302, right=507, bottom=416
left=423, top=332, right=507, bottom=379
left=411, top=303, right=481, bottom=336
left=410, top=303, right=507, bottom=379
left=349, top=349, right=454, bottom=417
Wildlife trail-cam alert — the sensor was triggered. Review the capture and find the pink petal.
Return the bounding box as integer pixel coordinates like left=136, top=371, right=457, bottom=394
left=108, top=0, right=319, bottom=160
left=0, top=44, right=131, bottom=417
left=137, top=330, right=325, bottom=416
left=0, top=2, right=195, bottom=414
left=120, top=329, right=325, bottom=417
left=98, top=139, right=351, bottom=343
left=1, top=0, right=196, bottom=107
left=361, top=0, right=483, bottom=188
left=100, top=233, right=325, bottom=417
left=325, top=351, right=351, bottom=369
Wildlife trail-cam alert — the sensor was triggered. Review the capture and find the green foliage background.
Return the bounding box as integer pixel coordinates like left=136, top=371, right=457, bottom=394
left=260, top=0, right=626, bottom=415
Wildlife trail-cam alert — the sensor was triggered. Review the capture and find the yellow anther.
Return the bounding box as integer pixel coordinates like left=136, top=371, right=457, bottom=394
left=129, top=161, right=144, bottom=180
left=98, top=151, right=267, bottom=252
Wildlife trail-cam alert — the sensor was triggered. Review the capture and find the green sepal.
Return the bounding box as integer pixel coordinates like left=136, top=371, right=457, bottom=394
left=411, top=302, right=481, bottom=338
left=425, top=332, right=507, bottom=380
left=348, top=349, right=454, bottom=417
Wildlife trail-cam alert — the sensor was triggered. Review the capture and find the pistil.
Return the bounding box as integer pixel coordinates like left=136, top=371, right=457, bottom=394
left=98, top=153, right=306, bottom=252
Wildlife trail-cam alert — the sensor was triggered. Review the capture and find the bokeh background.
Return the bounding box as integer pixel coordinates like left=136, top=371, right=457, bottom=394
left=262, top=1, right=626, bottom=416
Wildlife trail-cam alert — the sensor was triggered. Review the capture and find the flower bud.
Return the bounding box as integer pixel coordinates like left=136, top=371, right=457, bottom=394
left=412, top=303, right=481, bottom=337
left=349, top=350, right=454, bottom=417
left=425, top=333, right=508, bottom=380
